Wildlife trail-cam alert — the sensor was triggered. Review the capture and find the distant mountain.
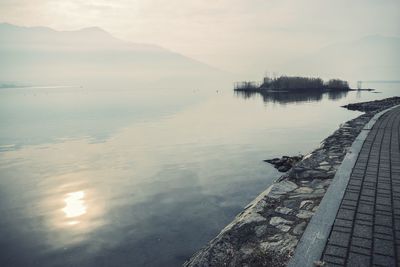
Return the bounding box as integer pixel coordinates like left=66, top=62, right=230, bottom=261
left=283, top=35, right=400, bottom=84
left=0, top=23, right=230, bottom=89
left=0, top=23, right=164, bottom=51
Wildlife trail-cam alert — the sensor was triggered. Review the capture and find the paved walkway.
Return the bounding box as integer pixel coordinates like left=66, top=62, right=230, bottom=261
left=322, top=106, right=400, bottom=266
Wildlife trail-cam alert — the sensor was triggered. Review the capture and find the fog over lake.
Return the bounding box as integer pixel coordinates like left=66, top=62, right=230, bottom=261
left=0, top=82, right=398, bottom=266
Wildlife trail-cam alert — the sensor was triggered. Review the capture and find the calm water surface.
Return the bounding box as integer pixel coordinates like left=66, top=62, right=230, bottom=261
left=0, top=83, right=398, bottom=266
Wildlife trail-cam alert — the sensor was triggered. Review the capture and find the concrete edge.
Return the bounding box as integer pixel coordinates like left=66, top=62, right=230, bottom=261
left=287, top=104, right=400, bottom=267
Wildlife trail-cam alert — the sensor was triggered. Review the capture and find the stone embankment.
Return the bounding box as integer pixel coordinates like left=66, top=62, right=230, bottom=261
left=343, top=96, right=400, bottom=112
left=184, top=97, right=400, bottom=267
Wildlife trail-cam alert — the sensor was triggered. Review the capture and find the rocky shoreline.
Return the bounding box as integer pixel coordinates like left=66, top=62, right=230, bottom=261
left=184, top=97, right=400, bottom=267
left=342, top=96, right=400, bottom=112
left=264, top=156, right=303, bottom=173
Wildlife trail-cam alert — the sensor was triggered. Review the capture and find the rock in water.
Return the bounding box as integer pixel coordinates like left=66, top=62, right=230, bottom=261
left=264, top=155, right=303, bottom=172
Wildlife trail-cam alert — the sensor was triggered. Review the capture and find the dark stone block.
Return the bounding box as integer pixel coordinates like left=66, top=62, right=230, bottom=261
left=352, top=169, right=365, bottom=176
left=328, top=231, right=351, bottom=247
left=395, top=218, right=400, bottom=229
left=364, top=176, right=377, bottom=183
left=394, top=208, right=400, bottom=215
left=350, top=245, right=370, bottom=256
left=350, top=174, right=364, bottom=180
left=324, top=262, right=343, bottom=267
left=397, top=245, right=400, bottom=261
left=361, top=188, right=375, bottom=197
left=396, top=230, right=400, bottom=239
left=346, top=185, right=361, bottom=192
left=333, top=225, right=351, bottom=233
left=357, top=203, right=374, bottom=215
left=377, top=183, right=391, bottom=190
left=373, top=254, right=396, bottom=267
left=341, top=199, right=357, bottom=207
left=375, top=210, right=392, bottom=217
left=374, top=232, right=393, bottom=241
left=347, top=252, right=370, bottom=267
left=376, top=204, right=392, bottom=212
left=353, top=224, right=372, bottom=239
left=375, top=215, right=393, bottom=227
left=344, top=192, right=359, bottom=201
left=359, top=195, right=374, bottom=203
left=334, top=218, right=353, bottom=228
left=374, top=238, right=395, bottom=256
left=356, top=220, right=373, bottom=227
left=336, top=208, right=355, bottom=220
left=376, top=196, right=391, bottom=206
left=356, top=213, right=373, bottom=222
left=323, top=255, right=345, bottom=265
left=363, top=181, right=376, bottom=188
left=340, top=203, right=356, bottom=211
left=377, top=188, right=391, bottom=195
left=375, top=225, right=393, bottom=236
left=393, top=186, right=400, bottom=193
left=348, top=179, right=362, bottom=186
left=325, top=245, right=347, bottom=258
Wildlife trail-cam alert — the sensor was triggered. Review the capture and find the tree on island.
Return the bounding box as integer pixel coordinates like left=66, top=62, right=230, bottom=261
left=235, top=75, right=350, bottom=91
left=325, top=79, right=350, bottom=90
left=261, top=76, right=324, bottom=90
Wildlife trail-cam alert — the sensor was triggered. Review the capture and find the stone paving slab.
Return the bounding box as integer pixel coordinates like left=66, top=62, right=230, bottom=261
left=321, top=106, right=400, bottom=267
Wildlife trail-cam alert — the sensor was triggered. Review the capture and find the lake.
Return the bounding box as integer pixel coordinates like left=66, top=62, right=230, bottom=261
left=0, top=82, right=398, bottom=266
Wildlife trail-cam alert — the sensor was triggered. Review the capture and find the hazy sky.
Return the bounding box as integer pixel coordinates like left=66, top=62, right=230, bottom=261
left=1, top=0, right=399, bottom=77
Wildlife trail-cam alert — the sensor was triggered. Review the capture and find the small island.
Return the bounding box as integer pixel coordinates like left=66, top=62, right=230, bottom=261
left=234, top=75, right=353, bottom=92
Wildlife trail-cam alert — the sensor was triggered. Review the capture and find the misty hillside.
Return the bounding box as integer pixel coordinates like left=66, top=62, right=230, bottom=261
left=284, top=35, right=400, bottom=84
left=0, top=23, right=229, bottom=89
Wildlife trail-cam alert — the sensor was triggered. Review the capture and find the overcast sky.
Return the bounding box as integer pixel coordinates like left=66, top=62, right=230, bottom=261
left=1, top=0, right=399, bottom=77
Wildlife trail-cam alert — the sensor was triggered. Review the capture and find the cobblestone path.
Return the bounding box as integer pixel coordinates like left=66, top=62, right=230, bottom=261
left=322, top=106, right=400, bottom=267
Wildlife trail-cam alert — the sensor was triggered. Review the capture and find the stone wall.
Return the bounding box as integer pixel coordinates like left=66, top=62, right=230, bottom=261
left=184, top=98, right=400, bottom=267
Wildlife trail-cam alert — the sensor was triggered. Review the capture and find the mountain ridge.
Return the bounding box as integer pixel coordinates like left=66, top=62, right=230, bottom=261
left=0, top=22, right=231, bottom=89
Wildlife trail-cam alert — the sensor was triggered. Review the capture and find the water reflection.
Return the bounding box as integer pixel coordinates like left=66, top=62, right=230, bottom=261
left=0, top=83, right=398, bottom=267
left=235, top=90, right=349, bottom=104
left=63, top=191, right=87, bottom=222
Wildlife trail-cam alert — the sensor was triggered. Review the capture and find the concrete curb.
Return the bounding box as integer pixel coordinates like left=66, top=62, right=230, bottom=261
left=287, top=104, right=400, bottom=267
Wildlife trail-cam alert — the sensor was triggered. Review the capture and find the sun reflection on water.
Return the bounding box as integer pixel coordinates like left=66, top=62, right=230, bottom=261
left=38, top=184, right=106, bottom=249
left=62, top=191, right=87, bottom=222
